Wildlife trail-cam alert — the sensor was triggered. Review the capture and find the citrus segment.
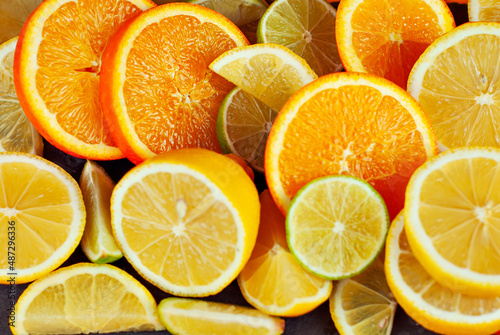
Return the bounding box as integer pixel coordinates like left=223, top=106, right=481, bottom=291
left=111, top=148, right=259, bottom=296
left=469, top=0, right=500, bottom=22
left=158, top=297, right=285, bottom=335
left=0, top=152, right=85, bottom=284
left=286, top=175, right=389, bottom=280
left=405, top=147, right=500, bottom=297
left=408, top=22, right=500, bottom=149
left=336, top=0, right=455, bottom=89
left=386, top=212, right=500, bottom=335
left=209, top=43, right=318, bottom=112
left=13, top=263, right=164, bottom=335
left=187, top=0, right=268, bottom=26
left=0, top=0, right=44, bottom=43
left=238, top=190, right=332, bottom=317
left=265, top=72, right=438, bottom=218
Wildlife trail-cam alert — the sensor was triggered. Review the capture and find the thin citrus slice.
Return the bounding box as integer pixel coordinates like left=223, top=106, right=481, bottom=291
left=187, top=0, right=268, bottom=26
left=100, top=3, right=249, bottom=164
left=13, top=263, right=164, bottom=335
left=408, top=22, right=500, bottom=149
left=158, top=297, right=285, bottom=335
left=405, top=146, right=500, bottom=297
left=0, top=0, right=43, bottom=43
left=111, top=148, right=259, bottom=296
left=238, top=190, right=332, bottom=317
left=14, top=0, right=157, bottom=160
left=329, top=256, right=397, bottom=335
left=0, top=37, right=43, bottom=155
left=265, top=72, right=438, bottom=219
left=79, top=160, right=123, bottom=264
left=257, top=0, right=342, bottom=76
left=386, top=211, right=500, bottom=335
left=209, top=43, right=317, bottom=112
left=217, top=87, right=277, bottom=173
left=0, top=152, right=85, bottom=284
left=335, top=0, right=455, bottom=89
left=286, top=175, right=389, bottom=280
left=469, top=0, right=500, bottom=22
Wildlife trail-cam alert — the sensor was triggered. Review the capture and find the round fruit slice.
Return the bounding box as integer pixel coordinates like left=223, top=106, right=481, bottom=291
left=257, top=0, right=342, bottom=76
left=0, top=37, right=43, bottom=155
left=111, top=148, right=259, bottom=296
left=336, top=0, right=455, bottom=89
left=0, top=152, right=85, bottom=284
left=13, top=263, right=164, bottom=335
left=405, top=146, right=500, bottom=298
left=265, top=72, right=438, bottom=219
left=158, top=297, right=285, bottom=335
left=0, top=0, right=43, bottom=43
left=14, top=0, right=156, bottom=160
left=286, top=175, right=389, bottom=280
left=238, top=190, right=332, bottom=317
left=408, top=22, right=500, bottom=149
left=469, top=0, right=500, bottom=22
left=187, top=0, right=268, bottom=26
left=386, top=212, right=500, bottom=335
left=217, top=87, right=277, bottom=173
left=330, top=256, right=397, bottom=335
left=209, top=43, right=318, bottom=112
left=79, top=160, right=123, bottom=264
left=100, top=3, right=249, bottom=164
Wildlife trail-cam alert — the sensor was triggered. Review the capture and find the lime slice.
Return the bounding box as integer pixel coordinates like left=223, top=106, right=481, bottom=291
left=257, top=0, right=342, bottom=76
left=217, top=87, right=277, bottom=172
left=187, top=0, right=268, bottom=26
left=286, top=175, right=389, bottom=280
left=79, top=160, right=123, bottom=264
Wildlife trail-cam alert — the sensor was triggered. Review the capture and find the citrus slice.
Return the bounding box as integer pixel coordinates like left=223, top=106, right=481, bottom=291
left=0, top=152, right=85, bottom=284
left=111, top=148, right=260, bottom=296
left=469, top=0, right=500, bottom=22
left=158, top=297, right=285, bottom=335
left=209, top=43, right=318, bottom=112
left=13, top=263, right=164, bottom=335
left=408, top=22, right=500, bottom=149
left=238, top=190, right=332, bottom=317
left=0, top=37, right=43, bottom=155
left=79, top=160, right=123, bottom=264
left=265, top=72, right=438, bottom=219
left=335, top=0, right=455, bottom=89
left=100, top=3, right=249, bottom=164
left=257, top=0, right=342, bottom=76
left=286, top=175, right=390, bottom=280
left=405, top=146, right=500, bottom=298
left=187, top=0, right=268, bottom=26
left=0, top=0, right=43, bottom=43
left=329, top=256, right=397, bottom=335
left=14, top=0, right=157, bottom=160
left=217, top=87, right=277, bottom=173
left=385, top=211, right=500, bottom=335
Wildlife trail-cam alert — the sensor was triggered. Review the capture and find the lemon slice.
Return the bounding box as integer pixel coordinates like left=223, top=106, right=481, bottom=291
left=187, top=0, right=268, bottom=26
left=13, top=263, right=164, bottom=335
left=79, top=160, right=123, bottom=264
left=469, top=0, right=500, bottom=22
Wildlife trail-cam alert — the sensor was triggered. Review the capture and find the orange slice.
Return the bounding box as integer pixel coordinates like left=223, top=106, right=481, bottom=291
left=265, top=72, right=438, bottom=219
left=100, top=3, right=249, bottom=164
left=14, top=0, right=156, bottom=160
left=335, top=0, right=455, bottom=89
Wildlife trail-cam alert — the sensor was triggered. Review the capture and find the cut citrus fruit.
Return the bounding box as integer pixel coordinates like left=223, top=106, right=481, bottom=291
left=386, top=211, right=500, bottom=335
left=0, top=152, right=85, bottom=284
left=0, top=37, right=43, bottom=155
left=100, top=3, right=249, bottom=164
left=265, top=72, right=438, bottom=219
left=405, top=146, right=500, bottom=298
left=209, top=43, right=318, bottom=112
left=187, top=0, right=268, bottom=26
left=225, top=153, right=255, bottom=180
left=408, top=22, right=500, bottom=149
left=286, top=175, right=390, bottom=280
left=79, top=160, right=123, bottom=264
left=14, top=0, right=157, bottom=160
left=111, top=148, right=260, bottom=296
left=13, top=263, right=164, bottom=335
left=329, top=256, right=397, bottom=335
left=335, top=0, right=455, bottom=89
left=257, top=0, right=342, bottom=76
left=469, top=0, right=500, bottom=22
left=217, top=87, right=278, bottom=173
left=238, top=190, right=332, bottom=317
left=0, top=0, right=43, bottom=43
left=158, top=297, right=285, bottom=335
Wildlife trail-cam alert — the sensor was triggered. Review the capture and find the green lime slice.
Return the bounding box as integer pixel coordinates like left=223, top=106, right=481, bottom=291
left=187, top=0, right=268, bottom=26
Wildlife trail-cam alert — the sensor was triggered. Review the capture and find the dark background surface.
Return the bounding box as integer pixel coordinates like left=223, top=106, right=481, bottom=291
left=0, top=2, right=470, bottom=335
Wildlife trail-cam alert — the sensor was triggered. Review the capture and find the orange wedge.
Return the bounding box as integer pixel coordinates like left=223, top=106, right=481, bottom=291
left=100, top=3, right=249, bottom=164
